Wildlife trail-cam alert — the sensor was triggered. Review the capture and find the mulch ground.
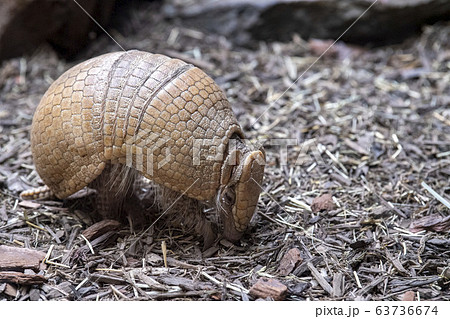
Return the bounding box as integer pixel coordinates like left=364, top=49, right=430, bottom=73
left=0, top=2, right=449, bottom=300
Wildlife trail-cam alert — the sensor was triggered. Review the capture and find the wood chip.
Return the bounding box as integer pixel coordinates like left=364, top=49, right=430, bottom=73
left=45, top=281, right=72, bottom=299
left=29, top=287, right=41, bottom=301
left=0, top=203, right=7, bottom=221
left=409, top=215, right=450, bottom=233
left=136, top=272, right=168, bottom=291
left=311, top=193, right=335, bottom=213
left=0, top=246, right=46, bottom=271
left=293, top=256, right=322, bottom=277
left=249, top=278, right=287, bottom=300
left=18, top=200, right=41, bottom=209
left=344, top=138, right=370, bottom=155
left=157, top=274, right=214, bottom=291
left=90, top=273, right=128, bottom=285
left=385, top=250, right=409, bottom=276
left=81, top=219, right=121, bottom=241
left=71, top=231, right=119, bottom=262
left=332, top=273, right=344, bottom=297
left=278, top=247, right=302, bottom=276
left=166, top=257, right=201, bottom=270
left=331, top=173, right=352, bottom=186
left=307, top=262, right=333, bottom=295
left=402, top=290, right=416, bottom=301
left=2, top=283, right=17, bottom=297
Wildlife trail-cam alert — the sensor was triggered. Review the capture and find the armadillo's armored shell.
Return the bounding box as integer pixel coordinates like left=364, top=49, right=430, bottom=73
left=31, top=50, right=243, bottom=201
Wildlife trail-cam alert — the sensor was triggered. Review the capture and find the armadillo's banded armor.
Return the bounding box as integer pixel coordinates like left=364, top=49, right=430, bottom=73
left=31, top=50, right=243, bottom=200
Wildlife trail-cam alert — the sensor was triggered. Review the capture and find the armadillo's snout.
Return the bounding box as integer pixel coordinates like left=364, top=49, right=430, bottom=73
left=223, top=149, right=265, bottom=242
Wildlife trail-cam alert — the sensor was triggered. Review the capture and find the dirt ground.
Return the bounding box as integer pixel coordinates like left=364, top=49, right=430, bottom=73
left=0, top=2, right=449, bottom=300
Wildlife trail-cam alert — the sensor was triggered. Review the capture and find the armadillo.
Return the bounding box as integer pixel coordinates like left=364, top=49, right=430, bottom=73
left=21, top=50, right=265, bottom=245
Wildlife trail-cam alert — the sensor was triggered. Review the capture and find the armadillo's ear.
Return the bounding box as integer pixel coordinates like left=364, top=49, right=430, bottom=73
left=220, top=149, right=241, bottom=185
left=240, top=150, right=265, bottom=183
left=258, top=144, right=266, bottom=159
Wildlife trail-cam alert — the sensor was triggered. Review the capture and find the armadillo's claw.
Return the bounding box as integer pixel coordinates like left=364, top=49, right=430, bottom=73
left=20, top=185, right=54, bottom=200
left=201, top=221, right=218, bottom=250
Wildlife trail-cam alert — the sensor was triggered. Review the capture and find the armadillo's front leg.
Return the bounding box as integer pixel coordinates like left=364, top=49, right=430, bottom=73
left=89, top=163, right=138, bottom=222
left=158, top=186, right=216, bottom=249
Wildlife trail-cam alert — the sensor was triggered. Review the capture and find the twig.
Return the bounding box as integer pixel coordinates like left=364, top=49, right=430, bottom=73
left=162, top=241, right=168, bottom=268
left=201, top=271, right=249, bottom=294
left=80, top=234, right=95, bottom=254
left=146, top=290, right=217, bottom=300
left=421, top=181, right=450, bottom=209
left=110, top=285, right=130, bottom=300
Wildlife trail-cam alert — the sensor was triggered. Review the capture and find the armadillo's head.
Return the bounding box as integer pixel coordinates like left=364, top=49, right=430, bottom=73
left=217, top=137, right=265, bottom=242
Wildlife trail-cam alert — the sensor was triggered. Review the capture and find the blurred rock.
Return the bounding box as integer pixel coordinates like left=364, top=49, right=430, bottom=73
left=163, top=0, right=450, bottom=46
left=0, top=0, right=116, bottom=62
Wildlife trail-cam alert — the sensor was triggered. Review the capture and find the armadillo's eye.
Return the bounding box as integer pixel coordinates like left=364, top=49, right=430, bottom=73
left=222, top=187, right=236, bottom=206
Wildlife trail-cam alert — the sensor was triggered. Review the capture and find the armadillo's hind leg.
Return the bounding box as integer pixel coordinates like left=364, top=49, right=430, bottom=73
left=20, top=185, right=54, bottom=200
left=158, top=186, right=217, bottom=249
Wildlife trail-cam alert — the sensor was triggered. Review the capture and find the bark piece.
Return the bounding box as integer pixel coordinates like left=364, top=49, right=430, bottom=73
left=311, top=193, right=335, bottom=213
left=278, top=248, right=302, bottom=276
left=18, top=200, right=41, bottom=209
left=0, top=271, right=47, bottom=285
left=249, top=278, right=287, bottom=301
left=82, top=219, right=122, bottom=241
left=0, top=246, right=46, bottom=271
left=409, top=215, right=450, bottom=232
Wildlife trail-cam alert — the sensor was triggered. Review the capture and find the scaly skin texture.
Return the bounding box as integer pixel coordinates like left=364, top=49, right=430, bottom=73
left=23, top=50, right=265, bottom=245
